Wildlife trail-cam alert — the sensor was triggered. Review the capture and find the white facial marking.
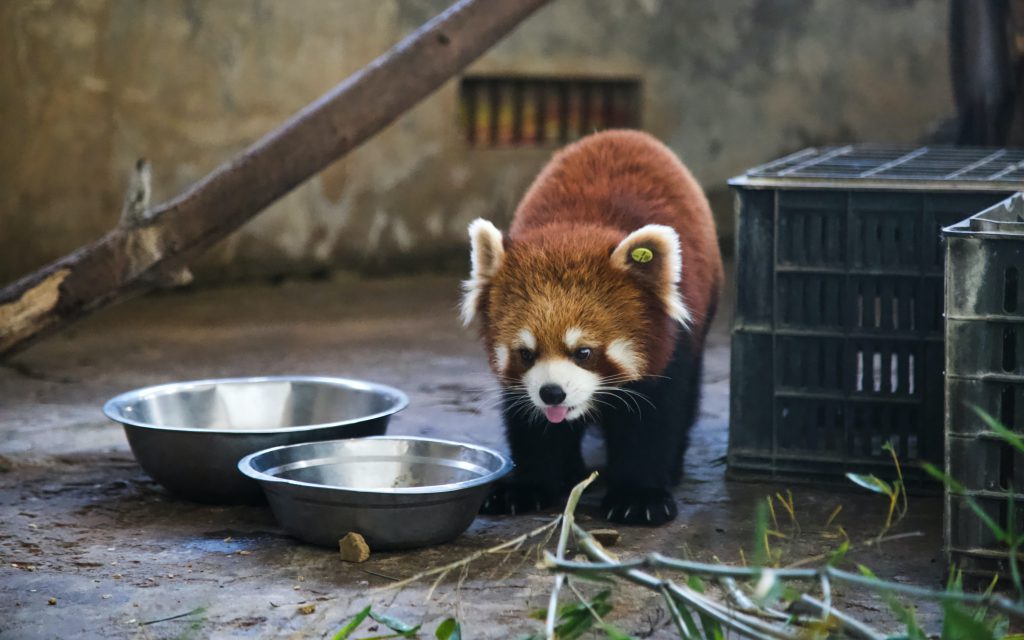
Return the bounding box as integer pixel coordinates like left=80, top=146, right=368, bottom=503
left=606, top=338, right=644, bottom=380
left=662, top=284, right=693, bottom=329
left=494, top=344, right=509, bottom=372
left=517, top=328, right=536, bottom=350
left=522, top=358, right=600, bottom=421
left=564, top=327, right=584, bottom=350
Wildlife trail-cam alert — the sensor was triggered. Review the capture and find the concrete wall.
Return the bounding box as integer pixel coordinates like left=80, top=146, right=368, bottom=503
left=0, top=0, right=951, bottom=283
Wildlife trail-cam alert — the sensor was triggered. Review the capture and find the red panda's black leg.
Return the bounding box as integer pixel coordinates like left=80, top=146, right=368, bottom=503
left=480, top=398, right=586, bottom=515
left=599, top=338, right=701, bottom=526
left=599, top=405, right=681, bottom=526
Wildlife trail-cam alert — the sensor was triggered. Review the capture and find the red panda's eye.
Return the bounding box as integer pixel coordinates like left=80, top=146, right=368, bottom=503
left=518, top=348, right=536, bottom=364
left=573, top=347, right=592, bottom=362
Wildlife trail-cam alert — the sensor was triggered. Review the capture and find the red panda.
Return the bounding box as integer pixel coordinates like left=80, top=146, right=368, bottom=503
left=461, top=130, right=723, bottom=525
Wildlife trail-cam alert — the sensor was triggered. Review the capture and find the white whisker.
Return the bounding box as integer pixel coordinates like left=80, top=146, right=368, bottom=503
left=593, top=390, right=636, bottom=415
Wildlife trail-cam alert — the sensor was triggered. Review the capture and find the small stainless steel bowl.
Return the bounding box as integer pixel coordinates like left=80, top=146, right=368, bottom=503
left=238, top=436, right=513, bottom=550
left=103, top=376, right=408, bottom=504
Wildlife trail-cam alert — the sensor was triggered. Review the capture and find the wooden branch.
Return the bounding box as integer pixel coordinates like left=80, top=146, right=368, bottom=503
left=0, top=0, right=551, bottom=359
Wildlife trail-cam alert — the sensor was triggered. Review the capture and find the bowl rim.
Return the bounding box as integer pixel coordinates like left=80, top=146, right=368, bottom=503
left=102, top=375, right=409, bottom=434
left=237, top=435, right=514, bottom=495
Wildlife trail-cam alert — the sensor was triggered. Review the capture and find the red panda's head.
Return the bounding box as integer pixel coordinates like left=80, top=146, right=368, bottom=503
left=461, top=219, right=691, bottom=424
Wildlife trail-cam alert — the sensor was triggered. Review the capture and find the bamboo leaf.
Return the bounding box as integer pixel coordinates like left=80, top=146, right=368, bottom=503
left=824, top=503, right=843, bottom=529
left=435, top=617, right=461, bottom=640
left=368, top=610, right=421, bottom=636
left=333, top=605, right=372, bottom=640
left=572, top=590, right=631, bottom=640
left=1007, top=495, right=1024, bottom=597
left=846, top=473, right=894, bottom=497
left=940, top=603, right=997, bottom=640
left=700, top=617, right=725, bottom=640
left=596, top=623, right=634, bottom=640
left=775, top=490, right=798, bottom=528
left=687, top=575, right=705, bottom=593
left=751, top=568, right=784, bottom=608
left=882, top=441, right=909, bottom=521
left=530, top=598, right=599, bottom=622
left=556, top=610, right=598, bottom=640
left=684, top=576, right=724, bottom=640
left=566, top=571, right=616, bottom=585
left=533, top=590, right=615, bottom=640
left=922, top=463, right=1008, bottom=542
left=945, top=566, right=963, bottom=593
left=826, top=539, right=850, bottom=567
left=751, top=501, right=769, bottom=566
left=766, top=495, right=779, bottom=529
left=858, top=566, right=926, bottom=640
left=660, top=585, right=700, bottom=639
left=972, top=405, right=1024, bottom=454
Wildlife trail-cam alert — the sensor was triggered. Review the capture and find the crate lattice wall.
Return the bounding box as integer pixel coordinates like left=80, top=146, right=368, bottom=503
left=944, top=193, right=1024, bottom=580
left=729, top=145, right=1021, bottom=486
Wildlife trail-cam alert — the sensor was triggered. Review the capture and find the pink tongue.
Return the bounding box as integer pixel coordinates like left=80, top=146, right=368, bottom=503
left=544, top=406, right=569, bottom=423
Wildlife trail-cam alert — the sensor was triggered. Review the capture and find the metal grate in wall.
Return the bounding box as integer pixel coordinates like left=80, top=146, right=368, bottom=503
left=459, top=76, right=641, bottom=148
left=744, top=145, right=1024, bottom=189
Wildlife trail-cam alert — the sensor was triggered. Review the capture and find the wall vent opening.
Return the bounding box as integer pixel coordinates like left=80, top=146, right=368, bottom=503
left=459, top=76, right=641, bottom=148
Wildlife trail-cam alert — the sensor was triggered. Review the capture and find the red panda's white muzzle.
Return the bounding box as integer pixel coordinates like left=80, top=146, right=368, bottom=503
left=523, top=359, right=599, bottom=423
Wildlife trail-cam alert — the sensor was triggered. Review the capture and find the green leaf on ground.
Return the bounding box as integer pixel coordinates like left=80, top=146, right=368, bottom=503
left=368, top=610, right=420, bottom=636
left=435, top=617, right=461, bottom=640
left=333, top=605, right=372, bottom=640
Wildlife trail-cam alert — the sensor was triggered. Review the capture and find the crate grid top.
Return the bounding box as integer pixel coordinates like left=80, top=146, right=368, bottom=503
left=944, top=192, right=1024, bottom=240
left=730, top=145, right=1024, bottom=192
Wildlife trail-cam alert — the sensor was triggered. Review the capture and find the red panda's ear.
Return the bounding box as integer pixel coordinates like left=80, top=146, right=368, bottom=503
left=461, top=218, right=505, bottom=326
left=611, top=224, right=692, bottom=326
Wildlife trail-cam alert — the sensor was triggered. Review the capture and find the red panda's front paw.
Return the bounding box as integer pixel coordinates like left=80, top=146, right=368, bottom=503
left=479, top=482, right=558, bottom=516
left=601, top=488, right=678, bottom=526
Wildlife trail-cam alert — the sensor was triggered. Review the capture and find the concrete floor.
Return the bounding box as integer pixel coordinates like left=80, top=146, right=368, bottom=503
left=0, top=274, right=946, bottom=639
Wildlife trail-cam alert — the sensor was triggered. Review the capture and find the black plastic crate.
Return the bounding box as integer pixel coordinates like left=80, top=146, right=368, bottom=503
left=943, top=193, right=1024, bottom=579
left=729, top=145, right=1022, bottom=486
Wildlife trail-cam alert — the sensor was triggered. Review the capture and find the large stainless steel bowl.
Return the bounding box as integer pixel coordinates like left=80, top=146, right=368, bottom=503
left=103, top=376, right=408, bottom=504
left=238, top=436, right=513, bottom=550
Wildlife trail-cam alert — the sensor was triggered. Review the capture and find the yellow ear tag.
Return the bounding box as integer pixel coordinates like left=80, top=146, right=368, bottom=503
left=631, top=247, right=654, bottom=263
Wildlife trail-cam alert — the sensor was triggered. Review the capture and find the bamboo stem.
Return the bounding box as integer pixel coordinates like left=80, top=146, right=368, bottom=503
left=566, top=526, right=796, bottom=640
left=382, top=516, right=561, bottom=593
left=547, top=547, right=1024, bottom=620
left=544, top=471, right=598, bottom=639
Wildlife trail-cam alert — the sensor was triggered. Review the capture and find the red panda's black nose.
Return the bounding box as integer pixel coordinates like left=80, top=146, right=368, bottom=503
left=539, top=384, right=566, bottom=406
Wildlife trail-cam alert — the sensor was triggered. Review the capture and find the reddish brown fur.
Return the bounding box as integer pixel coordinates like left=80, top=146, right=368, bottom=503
left=478, top=130, right=723, bottom=377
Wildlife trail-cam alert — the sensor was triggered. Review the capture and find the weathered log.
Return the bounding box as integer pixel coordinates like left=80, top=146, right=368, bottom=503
left=0, top=0, right=551, bottom=359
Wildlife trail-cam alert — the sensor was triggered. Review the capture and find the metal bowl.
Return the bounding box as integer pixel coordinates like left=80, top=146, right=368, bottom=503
left=238, top=436, right=513, bottom=550
left=103, top=376, right=408, bottom=504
